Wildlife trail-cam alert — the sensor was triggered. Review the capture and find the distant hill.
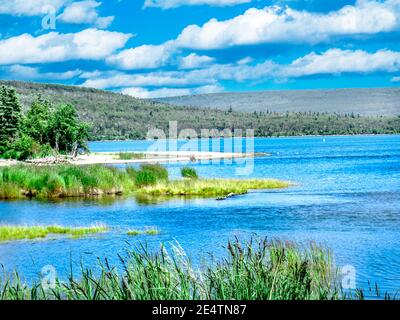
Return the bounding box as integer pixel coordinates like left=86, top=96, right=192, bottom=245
left=1, top=80, right=399, bottom=140
left=159, top=88, right=400, bottom=116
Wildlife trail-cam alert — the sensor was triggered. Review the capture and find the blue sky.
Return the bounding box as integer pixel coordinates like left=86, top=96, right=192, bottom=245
left=0, top=0, right=399, bottom=98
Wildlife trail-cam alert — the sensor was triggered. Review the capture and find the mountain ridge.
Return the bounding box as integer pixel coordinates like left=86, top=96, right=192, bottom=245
left=158, top=87, right=400, bottom=116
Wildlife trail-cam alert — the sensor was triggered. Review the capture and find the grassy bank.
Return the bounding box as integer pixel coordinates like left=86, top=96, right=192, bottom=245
left=0, top=165, right=289, bottom=200
left=137, top=179, right=289, bottom=197
left=0, top=239, right=345, bottom=300
left=0, top=165, right=136, bottom=199
left=0, top=225, right=108, bottom=242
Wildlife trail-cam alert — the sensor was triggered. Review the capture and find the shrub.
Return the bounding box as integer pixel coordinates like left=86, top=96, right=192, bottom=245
left=38, top=144, right=53, bottom=158
left=181, top=167, right=198, bottom=179
left=5, top=135, right=40, bottom=160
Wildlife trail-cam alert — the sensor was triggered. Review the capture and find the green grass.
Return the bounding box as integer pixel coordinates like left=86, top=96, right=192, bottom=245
left=181, top=167, right=198, bottom=179
left=0, top=164, right=289, bottom=200
left=127, top=228, right=160, bottom=236
left=137, top=179, right=290, bottom=197
left=0, top=165, right=136, bottom=199
left=0, top=224, right=108, bottom=242
left=0, top=237, right=395, bottom=300
left=0, top=238, right=345, bottom=300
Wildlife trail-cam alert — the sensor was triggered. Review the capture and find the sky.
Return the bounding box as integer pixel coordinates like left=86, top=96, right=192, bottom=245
left=0, top=0, right=399, bottom=98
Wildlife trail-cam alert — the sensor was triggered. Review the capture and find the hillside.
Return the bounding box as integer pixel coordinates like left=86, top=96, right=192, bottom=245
left=1, top=80, right=399, bottom=140
left=159, top=88, right=400, bottom=116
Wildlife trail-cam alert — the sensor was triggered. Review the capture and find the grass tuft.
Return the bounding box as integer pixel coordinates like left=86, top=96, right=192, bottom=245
left=181, top=167, right=198, bottom=179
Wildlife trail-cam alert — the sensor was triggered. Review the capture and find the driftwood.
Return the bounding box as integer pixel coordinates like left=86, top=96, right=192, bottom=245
left=216, top=193, right=237, bottom=201
left=25, top=157, right=70, bottom=166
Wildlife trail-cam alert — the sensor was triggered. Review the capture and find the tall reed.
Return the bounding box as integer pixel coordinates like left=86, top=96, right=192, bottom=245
left=0, top=239, right=344, bottom=300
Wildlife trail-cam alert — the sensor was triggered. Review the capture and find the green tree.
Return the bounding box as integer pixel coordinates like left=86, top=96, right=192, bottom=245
left=0, top=86, right=22, bottom=150
left=48, top=104, right=89, bottom=156
left=22, top=96, right=51, bottom=144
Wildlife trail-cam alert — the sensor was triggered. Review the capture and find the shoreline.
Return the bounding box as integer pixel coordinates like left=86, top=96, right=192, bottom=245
left=0, top=151, right=258, bottom=167
left=88, top=133, right=400, bottom=143
left=71, top=151, right=254, bottom=166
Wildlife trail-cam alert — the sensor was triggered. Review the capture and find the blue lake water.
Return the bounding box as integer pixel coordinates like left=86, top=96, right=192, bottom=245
left=0, top=135, right=399, bottom=294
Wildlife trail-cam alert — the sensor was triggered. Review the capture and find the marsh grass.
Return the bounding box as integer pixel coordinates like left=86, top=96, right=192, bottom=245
left=137, top=179, right=290, bottom=197
left=0, top=238, right=347, bottom=300
left=127, top=228, right=160, bottom=236
left=0, top=224, right=108, bottom=242
left=0, top=165, right=136, bottom=200
left=0, top=165, right=289, bottom=200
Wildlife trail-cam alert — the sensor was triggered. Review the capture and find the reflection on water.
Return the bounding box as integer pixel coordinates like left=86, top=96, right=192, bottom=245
left=0, top=135, right=399, bottom=295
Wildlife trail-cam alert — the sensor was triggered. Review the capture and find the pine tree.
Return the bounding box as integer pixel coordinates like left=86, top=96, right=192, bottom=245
left=0, top=86, right=22, bottom=149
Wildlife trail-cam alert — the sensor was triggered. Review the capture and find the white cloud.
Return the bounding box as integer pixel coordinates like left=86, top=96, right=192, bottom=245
left=6, top=64, right=82, bottom=80
left=121, top=84, right=223, bottom=98
left=391, top=76, right=400, bottom=82
left=237, top=57, right=253, bottom=65
left=58, top=1, right=114, bottom=29
left=281, top=49, right=400, bottom=77
left=82, top=48, right=400, bottom=90
left=179, top=53, right=215, bottom=69
left=0, top=28, right=132, bottom=65
left=0, top=0, right=67, bottom=16
left=81, top=60, right=276, bottom=89
left=107, top=43, right=175, bottom=70
left=143, top=0, right=251, bottom=10
left=175, top=1, right=400, bottom=49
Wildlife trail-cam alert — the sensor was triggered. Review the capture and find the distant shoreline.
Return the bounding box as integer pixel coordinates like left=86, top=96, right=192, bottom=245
left=88, top=133, right=400, bottom=143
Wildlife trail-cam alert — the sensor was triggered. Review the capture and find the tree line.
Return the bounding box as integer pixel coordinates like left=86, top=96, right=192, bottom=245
left=0, top=86, right=89, bottom=160
left=1, top=81, right=399, bottom=144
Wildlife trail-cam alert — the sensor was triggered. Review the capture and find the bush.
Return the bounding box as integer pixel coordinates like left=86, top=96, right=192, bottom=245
left=140, top=164, right=168, bottom=181
left=38, top=144, right=53, bottom=158
left=5, top=135, right=40, bottom=160
left=135, top=170, right=157, bottom=187
left=181, top=167, right=198, bottom=179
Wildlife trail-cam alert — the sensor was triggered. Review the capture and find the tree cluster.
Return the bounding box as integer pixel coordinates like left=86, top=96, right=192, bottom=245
left=0, top=86, right=89, bottom=160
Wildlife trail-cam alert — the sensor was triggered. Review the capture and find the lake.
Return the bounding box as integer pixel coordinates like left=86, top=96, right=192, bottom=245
left=0, top=135, right=399, bottom=295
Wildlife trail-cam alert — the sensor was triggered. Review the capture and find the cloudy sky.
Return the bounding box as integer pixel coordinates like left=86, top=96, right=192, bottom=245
left=0, top=0, right=399, bottom=98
